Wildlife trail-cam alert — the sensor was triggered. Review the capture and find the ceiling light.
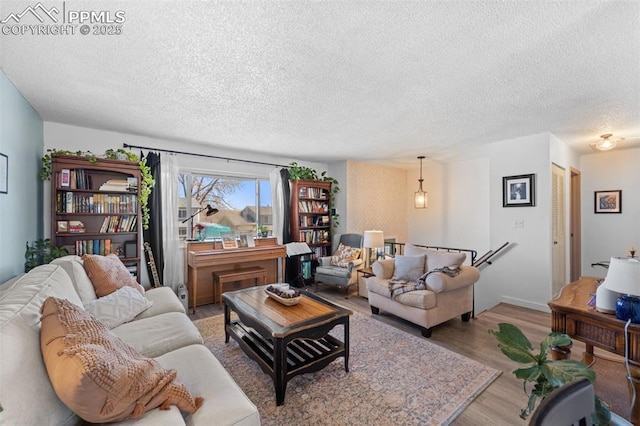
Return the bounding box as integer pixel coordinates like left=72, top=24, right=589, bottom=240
left=415, top=156, right=427, bottom=209
left=592, top=134, right=617, bottom=151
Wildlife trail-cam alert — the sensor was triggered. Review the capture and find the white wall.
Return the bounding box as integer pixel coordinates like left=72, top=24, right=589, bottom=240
left=581, top=147, right=640, bottom=271
left=0, top=72, right=43, bottom=282
left=443, top=157, right=491, bottom=255
left=483, top=133, right=552, bottom=312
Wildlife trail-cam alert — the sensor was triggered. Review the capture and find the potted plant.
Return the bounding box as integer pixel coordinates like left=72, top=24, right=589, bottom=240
left=489, top=322, right=611, bottom=425
left=257, top=225, right=269, bottom=237
left=25, top=239, right=68, bottom=272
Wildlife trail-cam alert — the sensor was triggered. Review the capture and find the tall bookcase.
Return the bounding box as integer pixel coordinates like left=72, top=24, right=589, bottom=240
left=50, top=155, right=142, bottom=277
left=289, top=180, right=332, bottom=282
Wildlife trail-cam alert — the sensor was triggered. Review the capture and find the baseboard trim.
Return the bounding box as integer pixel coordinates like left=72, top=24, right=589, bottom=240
left=500, top=296, right=551, bottom=313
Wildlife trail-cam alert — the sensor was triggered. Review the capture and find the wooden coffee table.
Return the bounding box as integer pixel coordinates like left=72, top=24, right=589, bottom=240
left=223, top=286, right=352, bottom=405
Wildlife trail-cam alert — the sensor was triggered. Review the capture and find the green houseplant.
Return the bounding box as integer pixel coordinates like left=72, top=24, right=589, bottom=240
left=25, top=239, right=68, bottom=272
left=41, top=148, right=155, bottom=230
left=489, top=322, right=611, bottom=425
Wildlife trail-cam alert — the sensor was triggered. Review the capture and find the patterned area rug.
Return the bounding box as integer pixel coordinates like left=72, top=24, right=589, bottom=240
left=194, top=312, right=501, bottom=425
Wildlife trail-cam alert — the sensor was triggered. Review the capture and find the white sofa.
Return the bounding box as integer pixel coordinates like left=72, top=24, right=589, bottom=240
left=0, top=257, right=260, bottom=426
left=364, top=244, right=480, bottom=338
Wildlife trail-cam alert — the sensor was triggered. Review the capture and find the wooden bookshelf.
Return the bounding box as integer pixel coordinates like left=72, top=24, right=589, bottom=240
left=50, top=155, right=142, bottom=277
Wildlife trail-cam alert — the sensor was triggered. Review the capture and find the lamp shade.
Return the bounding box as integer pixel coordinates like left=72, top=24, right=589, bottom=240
left=363, top=230, right=384, bottom=248
left=603, top=257, right=640, bottom=295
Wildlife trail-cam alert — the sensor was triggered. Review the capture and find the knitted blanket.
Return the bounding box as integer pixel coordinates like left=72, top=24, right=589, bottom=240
left=388, top=266, right=462, bottom=299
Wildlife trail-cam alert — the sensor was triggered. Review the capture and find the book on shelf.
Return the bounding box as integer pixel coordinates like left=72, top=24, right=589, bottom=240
left=68, top=221, right=85, bottom=233
left=99, top=179, right=130, bottom=192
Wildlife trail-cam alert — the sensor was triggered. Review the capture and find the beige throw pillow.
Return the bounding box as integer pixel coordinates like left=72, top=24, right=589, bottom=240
left=330, top=243, right=361, bottom=267
left=391, top=255, right=426, bottom=281
left=84, top=286, right=153, bottom=329
left=83, top=254, right=144, bottom=297
left=40, top=297, right=203, bottom=423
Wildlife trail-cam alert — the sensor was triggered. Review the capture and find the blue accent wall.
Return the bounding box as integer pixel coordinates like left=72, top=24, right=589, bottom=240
left=0, top=71, right=44, bottom=282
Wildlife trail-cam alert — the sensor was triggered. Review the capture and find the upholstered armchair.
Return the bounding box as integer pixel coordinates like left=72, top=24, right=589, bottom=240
left=314, top=233, right=363, bottom=298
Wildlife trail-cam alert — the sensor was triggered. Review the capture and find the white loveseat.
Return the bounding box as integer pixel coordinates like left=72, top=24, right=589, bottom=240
left=365, top=244, right=480, bottom=338
left=0, top=257, right=260, bottom=426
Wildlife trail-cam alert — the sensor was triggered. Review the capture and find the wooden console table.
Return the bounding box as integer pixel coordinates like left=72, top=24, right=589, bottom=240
left=548, top=276, right=640, bottom=425
left=186, top=240, right=286, bottom=313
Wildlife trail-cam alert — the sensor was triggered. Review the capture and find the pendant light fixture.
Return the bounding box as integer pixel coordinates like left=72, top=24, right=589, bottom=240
left=414, top=156, right=427, bottom=209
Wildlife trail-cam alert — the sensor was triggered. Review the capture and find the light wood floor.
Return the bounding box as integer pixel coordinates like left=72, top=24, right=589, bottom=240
left=188, top=285, right=627, bottom=425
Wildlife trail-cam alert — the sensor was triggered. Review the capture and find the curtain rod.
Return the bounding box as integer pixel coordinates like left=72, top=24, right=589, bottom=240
left=122, top=143, right=288, bottom=168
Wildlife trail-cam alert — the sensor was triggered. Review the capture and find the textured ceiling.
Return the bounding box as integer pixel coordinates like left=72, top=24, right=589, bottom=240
left=1, top=0, right=639, bottom=165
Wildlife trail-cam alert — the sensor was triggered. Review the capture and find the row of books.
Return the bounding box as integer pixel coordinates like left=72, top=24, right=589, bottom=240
left=298, top=230, right=330, bottom=245
left=100, top=215, right=137, bottom=233
left=58, top=169, right=92, bottom=190
left=73, top=239, right=114, bottom=256
left=298, top=187, right=328, bottom=199
left=299, top=215, right=330, bottom=228
left=312, top=246, right=329, bottom=258
left=297, top=200, right=329, bottom=213
left=56, top=192, right=138, bottom=214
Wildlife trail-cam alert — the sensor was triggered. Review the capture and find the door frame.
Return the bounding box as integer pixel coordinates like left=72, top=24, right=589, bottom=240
left=570, top=167, right=582, bottom=282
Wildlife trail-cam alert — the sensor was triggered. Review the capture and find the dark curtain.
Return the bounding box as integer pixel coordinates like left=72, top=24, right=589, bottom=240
left=281, top=168, right=291, bottom=243
left=281, top=169, right=300, bottom=284
left=142, top=151, right=163, bottom=286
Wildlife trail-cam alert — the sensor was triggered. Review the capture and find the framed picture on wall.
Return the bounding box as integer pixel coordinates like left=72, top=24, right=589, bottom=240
left=0, top=153, right=7, bottom=194
left=594, top=190, right=622, bottom=213
left=502, top=174, right=535, bottom=207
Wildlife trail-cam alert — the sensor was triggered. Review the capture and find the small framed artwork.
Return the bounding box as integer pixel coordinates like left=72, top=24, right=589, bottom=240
left=221, top=232, right=238, bottom=249
left=503, top=174, right=536, bottom=207
left=594, top=190, right=622, bottom=213
left=57, top=220, right=68, bottom=233
left=60, top=169, right=71, bottom=187
left=238, top=232, right=254, bottom=248
left=0, top=153, right=7, bottom=194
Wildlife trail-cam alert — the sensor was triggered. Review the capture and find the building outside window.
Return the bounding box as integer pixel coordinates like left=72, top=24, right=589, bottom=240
left=178, top=172, right=272, bottom=240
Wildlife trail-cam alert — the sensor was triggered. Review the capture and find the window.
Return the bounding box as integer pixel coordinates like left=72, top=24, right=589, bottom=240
left=178, top=207, right=187, bottom=220
left=178, top=173, right=272, bottom=240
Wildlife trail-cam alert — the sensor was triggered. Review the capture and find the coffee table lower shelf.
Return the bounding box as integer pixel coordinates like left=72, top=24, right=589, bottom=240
left=226, top=319, right=348, bottom=405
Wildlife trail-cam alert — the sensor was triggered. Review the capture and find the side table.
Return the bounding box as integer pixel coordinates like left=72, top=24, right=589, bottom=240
left=548, top=276, right=640, bottom=425
left=356, top=267, right=374, bottom=297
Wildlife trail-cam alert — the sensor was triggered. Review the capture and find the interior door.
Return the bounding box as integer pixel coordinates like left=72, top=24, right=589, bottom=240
left=552, top=164, right=566, bottom=297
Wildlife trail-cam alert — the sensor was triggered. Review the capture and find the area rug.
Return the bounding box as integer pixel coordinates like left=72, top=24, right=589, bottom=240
left=194, top=312, right=501, bottom=425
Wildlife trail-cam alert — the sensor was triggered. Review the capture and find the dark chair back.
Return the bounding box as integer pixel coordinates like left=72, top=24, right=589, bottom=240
left=339, top=233, right=363, bottom=250
left=529, top=378, right=595, bottom=426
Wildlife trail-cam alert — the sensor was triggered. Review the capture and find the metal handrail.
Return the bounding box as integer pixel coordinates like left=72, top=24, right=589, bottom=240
left=473, top=242, right=510, bottom=268
left=385, top=242, right=477, bottom=265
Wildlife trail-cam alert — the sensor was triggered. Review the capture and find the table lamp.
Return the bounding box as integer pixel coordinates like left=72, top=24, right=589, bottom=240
left=363, top=230, right=384, bottom=268
left=603, top=257, right=640, bottom=323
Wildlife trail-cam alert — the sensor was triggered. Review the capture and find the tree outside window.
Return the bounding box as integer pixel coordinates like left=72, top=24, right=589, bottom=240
left=178, top=173, right=272, bottom=240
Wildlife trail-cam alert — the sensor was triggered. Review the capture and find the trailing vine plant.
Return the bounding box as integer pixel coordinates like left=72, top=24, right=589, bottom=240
left=40, top=149, right=97, bottom=180
left=288, top=162, right=340, bottom=229
left=41, top=148, right=155, bottom=230
left=104, top=149, right=154, bottom=230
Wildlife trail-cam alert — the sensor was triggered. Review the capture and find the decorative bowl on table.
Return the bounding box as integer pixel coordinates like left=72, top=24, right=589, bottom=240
left=265, top=284, right=301, bottom=306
